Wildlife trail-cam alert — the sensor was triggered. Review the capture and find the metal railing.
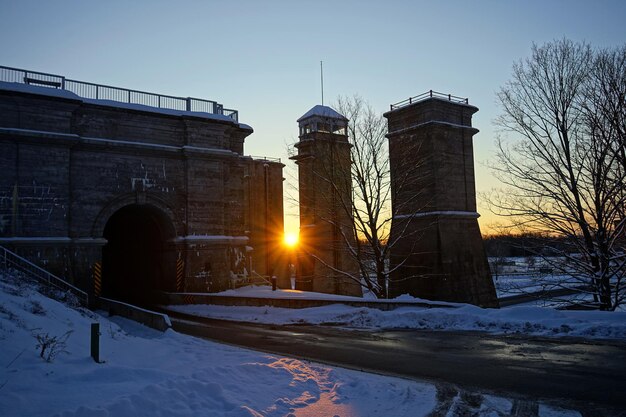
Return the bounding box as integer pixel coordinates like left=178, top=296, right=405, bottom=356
left=390, top=90, right=469, bottom=110
left=249, top=155, right=282, bottom=163
left=250, top=270, right=273, bottom=286
left=0, top=65, right=238, bottom=122
left=0, top=245, right=88, bottom=306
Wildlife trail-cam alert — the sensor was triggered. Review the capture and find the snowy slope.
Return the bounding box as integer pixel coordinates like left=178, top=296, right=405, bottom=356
left=169, top=286, right=626, bottom=340
left=0, top=273, right=581, bottom=417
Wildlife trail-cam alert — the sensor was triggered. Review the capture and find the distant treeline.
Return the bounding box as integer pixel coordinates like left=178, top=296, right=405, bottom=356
left=483, top=233, right=571, bottom=258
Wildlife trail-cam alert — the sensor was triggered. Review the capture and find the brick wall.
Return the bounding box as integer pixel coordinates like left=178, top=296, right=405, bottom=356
left=0, top=84, right=257, bottom=300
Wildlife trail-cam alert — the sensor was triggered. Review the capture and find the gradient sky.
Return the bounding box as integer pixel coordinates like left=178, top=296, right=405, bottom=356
left=2, top=0, right=625, bottom=235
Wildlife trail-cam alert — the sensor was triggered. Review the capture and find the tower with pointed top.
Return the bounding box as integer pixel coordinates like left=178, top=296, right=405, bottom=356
left=290, top=105, right=362, bottom=296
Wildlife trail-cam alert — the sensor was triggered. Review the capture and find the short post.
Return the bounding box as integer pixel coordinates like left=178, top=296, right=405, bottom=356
left=90, top=323, right=100, bottom=363
left=271, top=276, right=277, bottom=291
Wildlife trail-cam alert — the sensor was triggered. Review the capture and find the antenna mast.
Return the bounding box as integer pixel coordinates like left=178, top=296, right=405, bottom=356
left=320, top=60, right=324, bottom=106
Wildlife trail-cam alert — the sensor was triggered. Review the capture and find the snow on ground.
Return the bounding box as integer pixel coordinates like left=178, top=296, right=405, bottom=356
left=493, top=273, right=570, bottom=298
left=189, top=285, right=454, bottom=306
left=169, top=286, right=626, bottom=340
left=0, top=273, right=582, bottom=417
left=489, top=257, right=602, bottom=300
left=204, top=285, right=377, bottom=300
left=493, top=272, right=586, bottom=300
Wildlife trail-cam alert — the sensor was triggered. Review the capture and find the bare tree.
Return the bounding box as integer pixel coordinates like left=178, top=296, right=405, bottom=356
left=583, top=45, right=626, bottom=309
left=294, top=95, right=427, bottom=298
left=489, top=39, right=626, bottom=310
left=336, top=96, right=391, bottom=297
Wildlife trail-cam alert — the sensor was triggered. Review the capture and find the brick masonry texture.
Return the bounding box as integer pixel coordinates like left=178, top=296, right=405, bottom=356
left=0, top=85, right=283, bottom=301
left=385, top=98, right=498, bottom=307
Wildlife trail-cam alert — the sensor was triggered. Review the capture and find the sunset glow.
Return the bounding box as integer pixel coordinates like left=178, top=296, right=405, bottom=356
left=284, top=232, right=298, bottom=248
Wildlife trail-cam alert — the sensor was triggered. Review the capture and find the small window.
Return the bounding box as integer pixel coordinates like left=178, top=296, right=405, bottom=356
left=333, top=125, right=347, bottom=135
left=318, top=122, right=330, bottom=133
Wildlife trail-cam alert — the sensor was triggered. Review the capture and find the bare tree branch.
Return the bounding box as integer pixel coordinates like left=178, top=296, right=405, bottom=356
left=487, top=39, right=626, bottom=310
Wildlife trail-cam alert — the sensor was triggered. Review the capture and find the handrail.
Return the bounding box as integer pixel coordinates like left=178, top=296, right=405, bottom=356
left=248, top=155, right=282, bottom=163
left=390, top=89, right=469, bottom=110
left=0, top=245, right=88, bottom=306
left=0, top=65, right=238, bottom=122
left=250, top=270, right=273, bottom=286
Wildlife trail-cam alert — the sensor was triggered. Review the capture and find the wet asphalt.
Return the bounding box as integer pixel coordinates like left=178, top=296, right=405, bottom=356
left=163, top=309, right=626, bottom=415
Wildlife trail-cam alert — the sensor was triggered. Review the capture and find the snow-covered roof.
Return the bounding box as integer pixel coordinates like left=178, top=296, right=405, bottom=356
left=297, top=104, right=348, bottom=123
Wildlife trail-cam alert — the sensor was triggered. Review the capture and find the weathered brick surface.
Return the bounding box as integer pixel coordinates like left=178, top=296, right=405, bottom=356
left=292, top=116, right=362, bottom=297
left=385, top=97, right=498, bottom=307
left=11, top=94, right=81, bottom=133
left=0, top=140, right=71, bottom=237
left=389, top=216, right=496, bottom=306
left=388, top=124, right=478, bottom=213
left=0, top=85, right=267, bottom=301
left=73, top=105, right=185, bottom=146
left=243, top=159, right=286, bottom=282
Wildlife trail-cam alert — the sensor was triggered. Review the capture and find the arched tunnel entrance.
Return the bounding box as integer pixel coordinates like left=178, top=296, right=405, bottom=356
left=102, top=204, right=176, bottom=305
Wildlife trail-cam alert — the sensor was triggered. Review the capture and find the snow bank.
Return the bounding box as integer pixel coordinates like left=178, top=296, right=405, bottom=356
left=169, top=290, right=626, bottom=340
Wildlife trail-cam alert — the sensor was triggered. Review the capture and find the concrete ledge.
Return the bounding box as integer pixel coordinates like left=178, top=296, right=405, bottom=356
left=98, top=297, right=172, bottom=331
left=164, top=292, right=457, bottom=311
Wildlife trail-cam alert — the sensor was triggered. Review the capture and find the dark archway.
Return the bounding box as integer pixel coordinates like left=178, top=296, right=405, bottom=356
left=102, top=204, right=176, bottom=305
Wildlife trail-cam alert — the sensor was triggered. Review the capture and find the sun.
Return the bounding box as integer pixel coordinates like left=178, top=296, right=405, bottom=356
left=284, top=232, right=299, bottom=248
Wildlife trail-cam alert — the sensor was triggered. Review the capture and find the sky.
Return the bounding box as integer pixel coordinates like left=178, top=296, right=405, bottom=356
left=1, top=0, right=625, bottom=235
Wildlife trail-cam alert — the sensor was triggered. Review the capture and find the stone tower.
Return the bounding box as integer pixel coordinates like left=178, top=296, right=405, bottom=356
left=290, top=105, right=362, bottom=296
left=384, top=91, right=498, bottom=307
left=243, top=158, right=286, bottom=283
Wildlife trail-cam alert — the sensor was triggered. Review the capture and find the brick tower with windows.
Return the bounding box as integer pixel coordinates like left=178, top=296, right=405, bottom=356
left=290, top=105, right=361, bottom=296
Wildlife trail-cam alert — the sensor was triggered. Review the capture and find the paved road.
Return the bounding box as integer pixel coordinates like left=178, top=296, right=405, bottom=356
left=164, top=309, right=626, bottom=414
